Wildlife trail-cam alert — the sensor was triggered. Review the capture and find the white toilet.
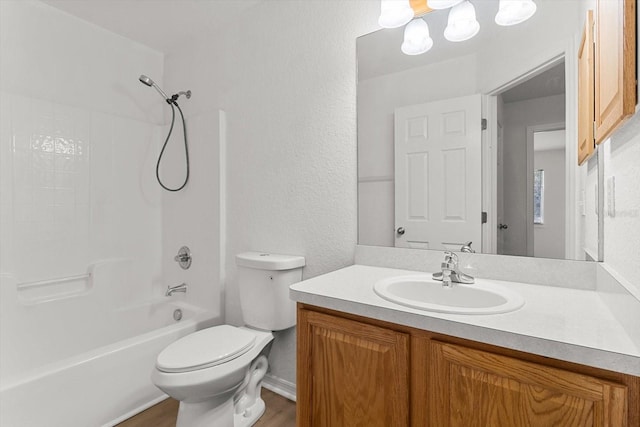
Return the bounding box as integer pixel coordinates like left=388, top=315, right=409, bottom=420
left=152, top=252, right=305, bottom=427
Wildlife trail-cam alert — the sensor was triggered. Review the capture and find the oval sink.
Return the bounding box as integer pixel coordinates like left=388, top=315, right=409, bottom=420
left=373, top=275, right=524, bottom=315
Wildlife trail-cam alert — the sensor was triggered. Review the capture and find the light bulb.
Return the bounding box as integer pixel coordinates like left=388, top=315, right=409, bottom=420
left=401, top=18, right=434, bottom=55
left=495, top=0, right=537, bottom=26
left=427, top=0, right=464, bottom=10
left=378, top=0, right=415, bottom=29
left=444, top=0, right=480, bottom=42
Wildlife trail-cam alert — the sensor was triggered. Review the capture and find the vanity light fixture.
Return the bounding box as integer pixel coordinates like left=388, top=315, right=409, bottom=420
left=401, top=18, right=434, bottom=55
left=427, top=0, right=463, bottom=10
left=378, top=0, right=415, bottom=29
left=495, top=0, right=537, bottom=26
left=443, top=1, right=480, bottom=42
left=379, top=0, right=537, bottom=55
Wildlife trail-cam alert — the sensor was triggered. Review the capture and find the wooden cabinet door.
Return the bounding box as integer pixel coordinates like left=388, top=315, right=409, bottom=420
left=429, top=341, right=628, bottom=427
left=297, top=308, right=409, bottom=427
left=594, top=0, right=636, bottom=144
left=578, top=10, right=595, bottom=166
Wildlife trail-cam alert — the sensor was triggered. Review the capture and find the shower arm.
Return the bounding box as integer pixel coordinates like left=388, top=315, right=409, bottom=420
left=169, top=91, right=192, bottom=103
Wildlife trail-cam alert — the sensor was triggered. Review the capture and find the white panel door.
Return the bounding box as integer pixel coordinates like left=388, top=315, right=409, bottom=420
left=394, top=95, right=482, bottom=250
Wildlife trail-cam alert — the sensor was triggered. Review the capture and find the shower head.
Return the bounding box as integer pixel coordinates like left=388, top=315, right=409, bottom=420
left=139, top=74, right=169, bottom=101
left=139, top=75, right=153, bottom=87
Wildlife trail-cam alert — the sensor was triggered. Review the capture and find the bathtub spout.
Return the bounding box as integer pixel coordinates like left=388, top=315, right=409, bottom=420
left=166, top=283, right=187, bottom=296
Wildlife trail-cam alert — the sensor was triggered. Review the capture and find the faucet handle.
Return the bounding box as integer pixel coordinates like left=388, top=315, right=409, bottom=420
left=460, top=241, right=475, bottom=253
left=441, top=268, right=453, bottom=287
left=444, top=251, right=459, bottom=263
left=441, top=261, right=456, bottom=271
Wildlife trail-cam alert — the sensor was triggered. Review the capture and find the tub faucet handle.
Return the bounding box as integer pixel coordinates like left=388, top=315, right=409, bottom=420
left=174, top=246, right=192, bottom=270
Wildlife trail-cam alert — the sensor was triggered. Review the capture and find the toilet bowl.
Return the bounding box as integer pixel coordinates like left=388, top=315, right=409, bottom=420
left=152, top=326, right=273, bottom=427
left=151, top=252, right=305, bottom=427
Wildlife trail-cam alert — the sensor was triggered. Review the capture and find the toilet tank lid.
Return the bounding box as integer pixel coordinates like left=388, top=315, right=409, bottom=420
left=236, top=252, right=305, bottom=270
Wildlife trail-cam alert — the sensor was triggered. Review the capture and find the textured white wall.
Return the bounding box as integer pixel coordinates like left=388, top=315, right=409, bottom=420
left=595, top=2, right=640, bottom=299
left=602, top=119, right=640, bottom=298
left=163, top=0, right=379, bottom=384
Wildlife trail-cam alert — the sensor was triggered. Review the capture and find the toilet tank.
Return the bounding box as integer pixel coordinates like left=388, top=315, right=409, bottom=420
left=235, top=252, right=305, bottom=331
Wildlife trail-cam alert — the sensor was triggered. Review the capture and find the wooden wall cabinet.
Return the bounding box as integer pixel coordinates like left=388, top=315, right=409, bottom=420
left=297, top=304, right=640, bottom=427
left=578, top=10, right=595, bottom=166
left=594, top=0, right=636, bottom=145
left=578, top=1, right=636, bottom=164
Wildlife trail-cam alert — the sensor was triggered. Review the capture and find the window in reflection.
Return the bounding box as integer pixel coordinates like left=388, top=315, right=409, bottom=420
left=533, top=169, right=544, bottom=225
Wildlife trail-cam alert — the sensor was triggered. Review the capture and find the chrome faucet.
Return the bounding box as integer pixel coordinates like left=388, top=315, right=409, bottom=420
left=432, top=251, right=475, bottom=287
left=166, top=282, right=187, bottom=296
left=460, top=241, right=475, bottom=253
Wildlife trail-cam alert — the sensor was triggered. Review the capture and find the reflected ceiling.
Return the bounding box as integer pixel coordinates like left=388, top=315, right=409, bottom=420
left=502, top=62, right=565, bottom=103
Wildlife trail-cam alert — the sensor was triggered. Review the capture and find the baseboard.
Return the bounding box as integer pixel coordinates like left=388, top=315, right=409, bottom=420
left=262, top=373, right=296, bottom=402
left=102, top=393, right=168, bottom=427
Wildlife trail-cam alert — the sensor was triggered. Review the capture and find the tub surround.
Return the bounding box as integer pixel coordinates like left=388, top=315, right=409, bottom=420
left=290, top=246, right=640, bottom=376
left=0, top=301, right=217, bottom=427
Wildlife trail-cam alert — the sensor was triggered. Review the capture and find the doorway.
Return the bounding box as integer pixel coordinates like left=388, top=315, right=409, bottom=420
left=492, top=61, right=567, bottom=257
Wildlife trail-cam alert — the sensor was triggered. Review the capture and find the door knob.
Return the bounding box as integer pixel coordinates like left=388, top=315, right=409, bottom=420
left=498, top=224, right=508, bottom=230
left=396, top=227, right=405, bottom=236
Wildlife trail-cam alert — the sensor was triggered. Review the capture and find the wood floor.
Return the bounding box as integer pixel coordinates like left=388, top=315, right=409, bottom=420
left=117, top=388, right=296, bottom=427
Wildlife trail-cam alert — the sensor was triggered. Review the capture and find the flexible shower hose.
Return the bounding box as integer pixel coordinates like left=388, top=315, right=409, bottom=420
left=156, top=100, right=189, bottom=192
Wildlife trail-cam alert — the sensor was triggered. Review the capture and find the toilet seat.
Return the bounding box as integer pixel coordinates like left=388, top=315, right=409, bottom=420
left=156, top=325, right=256, bottom=373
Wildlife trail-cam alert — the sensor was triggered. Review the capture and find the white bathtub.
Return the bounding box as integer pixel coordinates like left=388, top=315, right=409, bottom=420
left=0, top=289, right=217, bottom=427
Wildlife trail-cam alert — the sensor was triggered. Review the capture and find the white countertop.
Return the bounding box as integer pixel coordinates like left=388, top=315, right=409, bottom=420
left=290, top=264, right=640, bottom=376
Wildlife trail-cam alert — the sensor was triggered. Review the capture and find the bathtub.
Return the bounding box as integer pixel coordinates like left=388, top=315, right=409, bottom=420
left=0, top=283, right=217, bottom=427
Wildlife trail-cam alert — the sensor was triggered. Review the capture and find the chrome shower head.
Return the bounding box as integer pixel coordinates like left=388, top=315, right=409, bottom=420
left=139, top=74, right=169, bottom=101
left=139, top=75, right=153, bottom=87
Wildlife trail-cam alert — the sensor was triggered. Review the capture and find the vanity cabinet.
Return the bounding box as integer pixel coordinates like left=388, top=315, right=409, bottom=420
left=578, top=0, right=636, bottom=163
left=296, top=304, right=640, bottom=427
left=428, top=341, right=627, bottom=426
left=296, top=308, right=410, bottom=426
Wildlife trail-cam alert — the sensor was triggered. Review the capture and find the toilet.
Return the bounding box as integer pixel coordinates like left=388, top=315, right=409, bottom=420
left=152, top=252, right=305, bottom=427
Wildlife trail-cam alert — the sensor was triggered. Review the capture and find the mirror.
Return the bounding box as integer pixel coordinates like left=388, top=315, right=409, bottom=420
left=357, top=0, right=601, bottom=261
